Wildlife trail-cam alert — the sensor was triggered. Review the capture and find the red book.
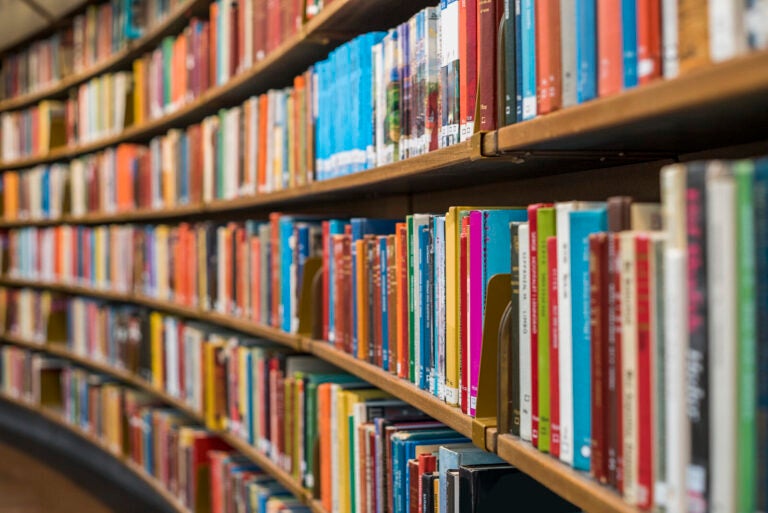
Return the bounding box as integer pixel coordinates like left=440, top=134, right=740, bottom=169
left=548, top=236, right=560, bottom=458
left=408, top=459, right=420, bottom=513
left=257, top=94, right=269, bottom=192
left=238, top=0, right=246, bottom=72
left=476, top=0, right=503, bottom=131
left=535, top=0, right=562, bottom=114
left=229, top=1, right=239, bottom=78
left=266, top=0, right=281, bottom=53
left=635, top=233, right=654, bottom=509
left=269, top=213, right=283, bottom=328
left=417, top=454, right=437, bottom=513
left=608, top=233, right=624, bottom=490
left=459, top=215, right=470, bottom=414
left=458, top=0, right=478, bottom=140
left=332, top=234, right=347, bottom=350
left=597, top=0, right=622, bottom=97
left=589, top=232, right=609, bottom=483
left=250, top=236, right=261, bottom=321
left=321, top=221, right=331, bottom=340
left=343, top=227, right=354, bottom=353
left=253, top=0, right=267, bottom=61
left=637, top=0, right=662, bottom=85
left=396, top=223, right=409, bottom=378
left=200, top=21, right=210, bottom=94
left=235, top=226, right=246, bottom=316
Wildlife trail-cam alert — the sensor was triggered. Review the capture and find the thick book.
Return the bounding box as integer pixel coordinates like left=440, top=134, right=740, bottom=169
left=477, top=0, right=503, bottom=131
left=597, top=0, right=622, bottom=96
left=536, top=206, right=556, bottom=452
left=589, top=232, right=609, bottom=483
left=458, top=0, right=478, bottom=140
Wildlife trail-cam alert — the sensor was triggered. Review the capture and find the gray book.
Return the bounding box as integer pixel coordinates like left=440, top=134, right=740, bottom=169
left=560, top=0, right=577, bottom=108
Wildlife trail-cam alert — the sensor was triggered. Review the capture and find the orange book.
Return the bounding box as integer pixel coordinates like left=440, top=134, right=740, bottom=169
left=597, top=0, right=623, bottom=97
left=3, top=172, right=19, bottom=220
left=257, top=94, right=269, bottom=192
left=293, top=75, right=305, bottom=186
left=173, top=32, right=188, bottom=106
left=535, top=0, right=562, bottom=114
left=355, top=238, right=368, bottom=360
left=115, top=144, right=136, bottom=211
left=678, top=0, right=709, bottom=73
left=637, top=0, right=662, bottom=84
left=318, top=383, right=333, bottom=510
left=209, top=2, right=219, bottom=88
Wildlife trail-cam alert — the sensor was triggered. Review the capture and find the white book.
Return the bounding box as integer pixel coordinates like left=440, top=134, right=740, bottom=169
left=620, top=231, right=638, bottom=505
left=330, top=384, right=340, bottom=513
left=661, top=0, right=679, bottom=78
left=708, top=0, right=746, bottom=62
left=436, top=216, right=447, bottom=400
left=706, top=162, right=738, bottom=513
left=661, top=165, right=689, bottom=513
left=165, top=317, right=180, bottom=398
left=246, top=97, right=258, bottom=195
left=202, top=117, right=215, bottom=202
left=555, top=202, right=575, bottom=465
left=560, top=0, right=577, bottom=108
left=519, top=223, right=532, bottom=442
left=746, top=0, right=768, bottom=49
left=411, top=214, right=431, bottom=388
left=216, top=226, right=226, bottom=313
left=372, top=42, right=385, bottom=167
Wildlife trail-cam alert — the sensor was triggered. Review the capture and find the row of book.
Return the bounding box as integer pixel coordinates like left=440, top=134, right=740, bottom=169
left=0, top=307, right=579, bottom=513
left=0, top=0, right=181, bottom=101
left=0, top=344, right=310, bottom=513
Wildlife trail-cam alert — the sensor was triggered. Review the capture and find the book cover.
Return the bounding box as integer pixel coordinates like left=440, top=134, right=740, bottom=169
left=440, top=0, right=460, bottom=146
left=597, top=0, right=622, bottom=96
left=520, top=0, right=537, bottom=120
left=547, top=235, right=560, bottom=458
left=536, top=206, right=555, bottom=452
left=619, top=230, right=638, bottom=504
left=637, top=0, right=662, bottom=84
left=677, top=0, right=709, bottom=73
left=535, top=0, right=562, bottom=114
left=621, top=0, right=638, bottom=89
left=518, top=223, right=532, bottom=442
left=589, top=232, right=609, bottom=483
left=458, top=0, right=478, bottom=139
left=499, top=0, right=517, bottom=124
left=477, top=0, right=502, bottom=130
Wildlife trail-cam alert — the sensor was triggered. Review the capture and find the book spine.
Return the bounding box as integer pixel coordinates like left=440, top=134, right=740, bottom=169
left=519, top=223, right=532, bottom=442
left=755, top=159, right=768, bottom=513
left=535, top=0, right=562, bottom=115
left=734, top=161, right=757, bottom=513
left=706, top=162, right=738, bottom=513
left=661, top=0, right=678, bottom=78
left=397, top=224, right=410, bottom=379
left=514, top=0, right=524, bottom=121
left=621, top=0, right=638, bottom=89
left=445, top=210, right=460, bottom=404
left=468, top=211, right=483, bottom=416
left=458, top=0, right=478, bottom=140
left=510, top=222, right=521, bottom=436
left=677, top=0, right=709, bottom=73
left=537, top=207, right=555, bottom=452
left=478, top=0, right=501, bottom=131
left=597, top=0, right=622, bottom=96
left=589, top=233, right=608, bottom=483
left=460, top=216, right=470, bottom=414
left=556, top=204, right=575, bottom=466
left=575, top=0, right=597, bottom=102
left=620, top=231, right=638, bottom=504
left=527, top=205, right=540, bottom=446
left=608, top=233, right=623, bottom=489
left=685, top=162, right=709, bottom=513
left=500, top=0, right=517, bottom=125
left=520, top=0, right=537, bottom=120
left=559, top=0, right=576, bottom=108
left=635, top=234, right=653, bottom=509
left=637, top=0, right=662, bottom=84
left=547, top=236, right=560, bottom=458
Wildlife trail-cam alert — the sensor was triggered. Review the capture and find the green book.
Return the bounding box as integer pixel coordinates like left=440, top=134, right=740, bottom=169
left=162, top=36, right=174, bottom=107
left=734, top=160, right=756, bottom=512
left=536, top=207, right=556, bottom=453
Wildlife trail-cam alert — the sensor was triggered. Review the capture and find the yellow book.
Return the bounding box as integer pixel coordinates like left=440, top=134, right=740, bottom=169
left=293, top=375, right=304, bottom=481
left=3, top=172, right=19, bottom=220
left=132, top=59, right=145, bottom=125
left=203, top=337, right=226, bottom=430
left=238, top=345, right=249, bottom=439
left=149, top=312, right=164, bottom=389
left=338, top=388, right=390, bottom=513
left=94, top=227, right=105, bottom=287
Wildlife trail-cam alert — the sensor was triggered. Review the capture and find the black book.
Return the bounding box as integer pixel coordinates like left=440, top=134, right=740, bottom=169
left=498, top=0, right=517, bottom=126
left=685, top=163, right=709, bottom=510
left=421, top=472, right=437, bottom=513
left=458, top=464, right=579, bottom=513
left=446, top=469, right=459, bottom=513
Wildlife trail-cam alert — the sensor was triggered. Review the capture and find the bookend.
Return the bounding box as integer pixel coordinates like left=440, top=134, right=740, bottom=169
left=472, top=273, right=511, bottom=452
left=297, top=257, right=322, bottom=337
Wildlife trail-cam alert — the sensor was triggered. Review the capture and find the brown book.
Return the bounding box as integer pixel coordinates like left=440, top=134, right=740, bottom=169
left=372, top=236, right=384, bottom=367
left=677, top=0, right=710, bottom=73
left=409, top=458, right=420, bottom=513
left=476, top=0, right=504, bottom=131
left=589, top=232, right=609, bottom=483
left=387, top=234, right=398, bottom=373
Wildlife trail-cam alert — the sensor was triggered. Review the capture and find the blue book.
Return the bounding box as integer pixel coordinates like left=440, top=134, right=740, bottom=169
left=41, top=167, right=50, bottom=217
left=437, top=444, right=504, bottom=513
left=419, top=222, right=433, bottom=391
left=296, top=224, right=311, bottom=301
left=514, top=0, right=524, bottom=121
left=576, top=0, right=597, bottom=102
left=400, top=435, right=468, bottom=513
left=569, top=208, right=607, bottom=470
left=245, top=349, right=255, bottom=445
left=755, top=157, right=768, bottom=510
left=179, top=132, right=189, bottom=204
left=142, top=410, right=153, bottom=473
left=279, top=217, right=320, bottom=332
left=521, top=0, right=537, bottom=120
left=621, top=0, right=638, bottom=89
left=432, top=216, right=445, bottom=398
left=350, top=219, right=399, bottom=355
left=380, top=237, right=390, bottom=370
left=482, top=209, right=528, bottom=312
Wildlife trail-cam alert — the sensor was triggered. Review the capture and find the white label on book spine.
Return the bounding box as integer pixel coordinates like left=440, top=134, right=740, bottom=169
left=519, top=223, right=532, bottom=442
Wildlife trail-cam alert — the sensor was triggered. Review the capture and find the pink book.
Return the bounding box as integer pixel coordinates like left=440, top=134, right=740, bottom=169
left=548, top=236, right=560, bottom=458
left=527, top=204, right=541, bottom=446
left=468, top=210, right=484, bottom=417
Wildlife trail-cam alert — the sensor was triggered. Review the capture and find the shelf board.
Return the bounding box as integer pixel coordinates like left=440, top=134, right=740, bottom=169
left=0, top=0, right=209, bottom=113
left=0, top=392, right=190, bottom=513
left=0, top=0, right=436, bottom=170
left=0, top=276, right=641, bottom=513
left=485, top=50, right=768, bottom=156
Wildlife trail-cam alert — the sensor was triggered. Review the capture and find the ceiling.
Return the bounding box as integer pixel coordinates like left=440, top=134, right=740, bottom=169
left=0, top=0, right=88, bottom=53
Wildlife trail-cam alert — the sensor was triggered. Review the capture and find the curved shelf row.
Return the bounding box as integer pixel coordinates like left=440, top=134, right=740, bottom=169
left=2, top=50, right=768, bottom=229
left=0, top=391, right=188, bottom=513
left=0, top=0, right=209, bottom=113
left=0, top=275, right=638, bottom=513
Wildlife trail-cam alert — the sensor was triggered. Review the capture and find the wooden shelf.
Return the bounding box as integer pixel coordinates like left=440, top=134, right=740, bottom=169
left=0, top=276, right=640, bottom=513
left=0, top=0, right=436, bottom=170
left=0, top=392, right=189, bottom=513
left=0, top=0, right=209, bottom=113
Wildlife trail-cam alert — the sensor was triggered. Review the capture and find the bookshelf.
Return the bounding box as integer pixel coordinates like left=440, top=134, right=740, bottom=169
left=0, top=1, right=766, bottom=513
left=0, top=275, right=639, bottom=513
